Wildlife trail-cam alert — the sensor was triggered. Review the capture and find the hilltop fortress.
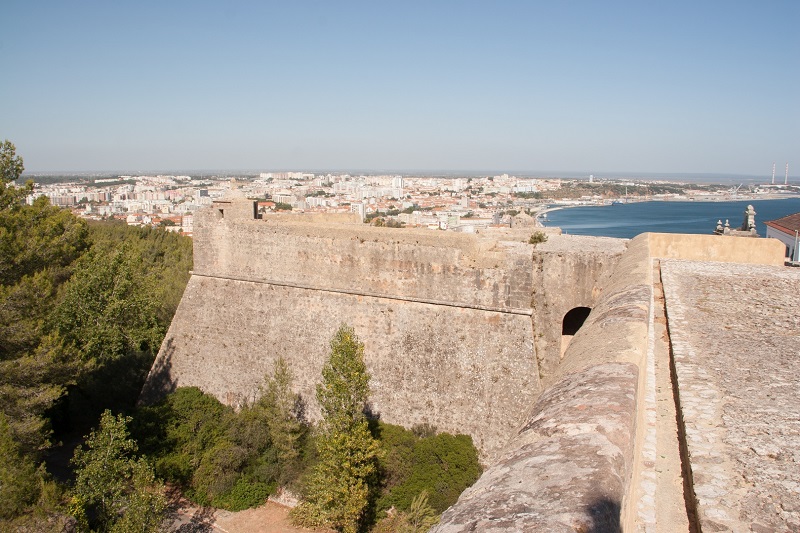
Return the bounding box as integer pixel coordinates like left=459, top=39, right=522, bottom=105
left=143, top=199, right=799, bottom=532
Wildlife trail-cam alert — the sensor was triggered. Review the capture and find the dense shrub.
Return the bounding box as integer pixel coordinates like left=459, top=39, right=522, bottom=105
left=133, top=388, right=247, bottom=507
left=213, top=477, right=276, bottom=512
left=375, top=423, right=482, bottom=515
left=133, top=371, right=310, bottom=512
left=133, top=376, right=482, bottom=521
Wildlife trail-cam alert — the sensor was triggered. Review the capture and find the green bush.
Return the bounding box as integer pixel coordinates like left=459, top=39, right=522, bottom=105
left=528, top=231, right=548, bottom=245
left=134, top=388, right=481, bottom=520
left=212, top=477, right=276, bottom=511
left=133, top=374, right=311, bottom=512
left=190, top=439, right=248, bottom=505
left=375, top=423, right=482, bottom=515
left=133, top=387, right=239, bottom=506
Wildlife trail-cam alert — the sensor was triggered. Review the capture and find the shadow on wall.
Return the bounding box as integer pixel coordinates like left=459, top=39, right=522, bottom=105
left=138, top=338, right=177, bottom=405
left=588, top=496, right=622, bottom=533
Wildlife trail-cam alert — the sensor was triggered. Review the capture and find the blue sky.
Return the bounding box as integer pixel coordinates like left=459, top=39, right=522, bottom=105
left=2, top=1, right=798, bottom=175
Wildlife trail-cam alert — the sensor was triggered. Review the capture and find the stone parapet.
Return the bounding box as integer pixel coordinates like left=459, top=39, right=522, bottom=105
left=432, top=362, right=638, bottom=532
left=647, top=232, right=785, bottom=265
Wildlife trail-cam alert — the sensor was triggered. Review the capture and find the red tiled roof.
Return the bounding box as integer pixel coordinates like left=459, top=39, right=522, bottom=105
left=765, top=212, right=800, bottom=236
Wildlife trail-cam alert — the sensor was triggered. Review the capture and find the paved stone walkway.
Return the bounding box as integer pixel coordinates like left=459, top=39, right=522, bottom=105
left=661, top=260, right=800, bottom=532
left=635, top=262, right=689, bottom=533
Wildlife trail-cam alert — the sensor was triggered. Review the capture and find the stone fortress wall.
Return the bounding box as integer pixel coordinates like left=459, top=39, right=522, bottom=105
left=143, top=200, right=623, bottom=456
left=435, top=234, right=654, bottom=531
left=434, top=232, right=787, bottom=531
left=143, top=198, right=790, bottom=530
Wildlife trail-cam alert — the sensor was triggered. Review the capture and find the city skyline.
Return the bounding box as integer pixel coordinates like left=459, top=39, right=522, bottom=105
left=2, top=1, right=798, bottom=175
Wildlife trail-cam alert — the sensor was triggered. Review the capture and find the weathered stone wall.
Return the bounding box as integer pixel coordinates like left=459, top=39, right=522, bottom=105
left=194, top=207, right=534, bottom=312
left=145, top=202, right=543, bottom=456
left=530, top=235, right=628, bottom=379
left=435, top=234, right=653, bottom=532
left=143, top=275, right=537, bottom=455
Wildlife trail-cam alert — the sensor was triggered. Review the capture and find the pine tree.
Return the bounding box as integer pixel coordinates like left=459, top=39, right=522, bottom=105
left=259, top=357, right=303, bottom=485
left=292, top=325, right=380, bottom=533
left=0, top=413, right=41, bottom=519
left=71, top=410, right=166, bottom=532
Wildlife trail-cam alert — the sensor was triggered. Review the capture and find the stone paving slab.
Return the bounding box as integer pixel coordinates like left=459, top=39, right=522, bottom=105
left=661, top=260, right=800, bottom=532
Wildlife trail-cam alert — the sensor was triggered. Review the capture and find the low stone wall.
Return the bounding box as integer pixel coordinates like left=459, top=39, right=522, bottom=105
left=434, top=235, right=653, bottom=531
left=647, top=232, right=785, bottom=265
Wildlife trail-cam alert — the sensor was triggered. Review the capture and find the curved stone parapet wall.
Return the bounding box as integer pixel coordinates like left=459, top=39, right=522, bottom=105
left=432, top=362, right=639, bottom=532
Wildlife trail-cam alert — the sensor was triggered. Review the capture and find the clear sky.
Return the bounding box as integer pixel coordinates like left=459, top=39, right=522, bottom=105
left=2, top=1, right=798, bottom=175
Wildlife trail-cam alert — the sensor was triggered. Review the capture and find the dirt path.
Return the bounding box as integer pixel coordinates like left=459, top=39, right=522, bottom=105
left=164, top=490, right=331, bottom=533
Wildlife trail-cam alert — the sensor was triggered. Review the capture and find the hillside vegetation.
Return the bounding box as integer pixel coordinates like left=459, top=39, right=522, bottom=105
left=1, top=141, right=192, bottom=530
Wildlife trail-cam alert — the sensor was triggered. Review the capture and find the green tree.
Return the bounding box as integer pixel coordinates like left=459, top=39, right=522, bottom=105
left=0, top=334, right=81, bottom=454
left=0, top=140, right=29, bottom=210
left=0, top=141, right=88, bottom=455
left=71, top=410, right=166, bottom=533
left=292, top=325, right=380, bottom=533
left=258, top=357, right=304, bottom=485
left=84, top=219, right=192, bottom=328
left=50, top=245, right=163, bottom=422
left=52, top=245, right=161, bottom=365
left=0, top=412, right=41, bottom=519
left=0, top=141, right=23, bottom=183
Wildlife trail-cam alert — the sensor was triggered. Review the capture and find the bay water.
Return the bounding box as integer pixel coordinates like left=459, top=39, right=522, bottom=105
left=541, top=198, right=800, bottom=239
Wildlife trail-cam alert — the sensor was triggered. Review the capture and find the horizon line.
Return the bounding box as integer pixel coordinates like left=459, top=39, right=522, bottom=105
left=21, top=168, right=788, bottom=180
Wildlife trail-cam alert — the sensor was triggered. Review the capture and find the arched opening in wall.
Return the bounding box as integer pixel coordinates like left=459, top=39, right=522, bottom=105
left=561, top=307, right=592, bottom=357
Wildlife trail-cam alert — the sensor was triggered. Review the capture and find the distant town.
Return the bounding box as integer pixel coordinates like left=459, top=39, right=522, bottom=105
left=24, top=172, right=800, bottom=236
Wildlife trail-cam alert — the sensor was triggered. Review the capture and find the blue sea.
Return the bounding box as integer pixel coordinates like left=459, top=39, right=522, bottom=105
left=541, top=198, right=800, bottom=239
